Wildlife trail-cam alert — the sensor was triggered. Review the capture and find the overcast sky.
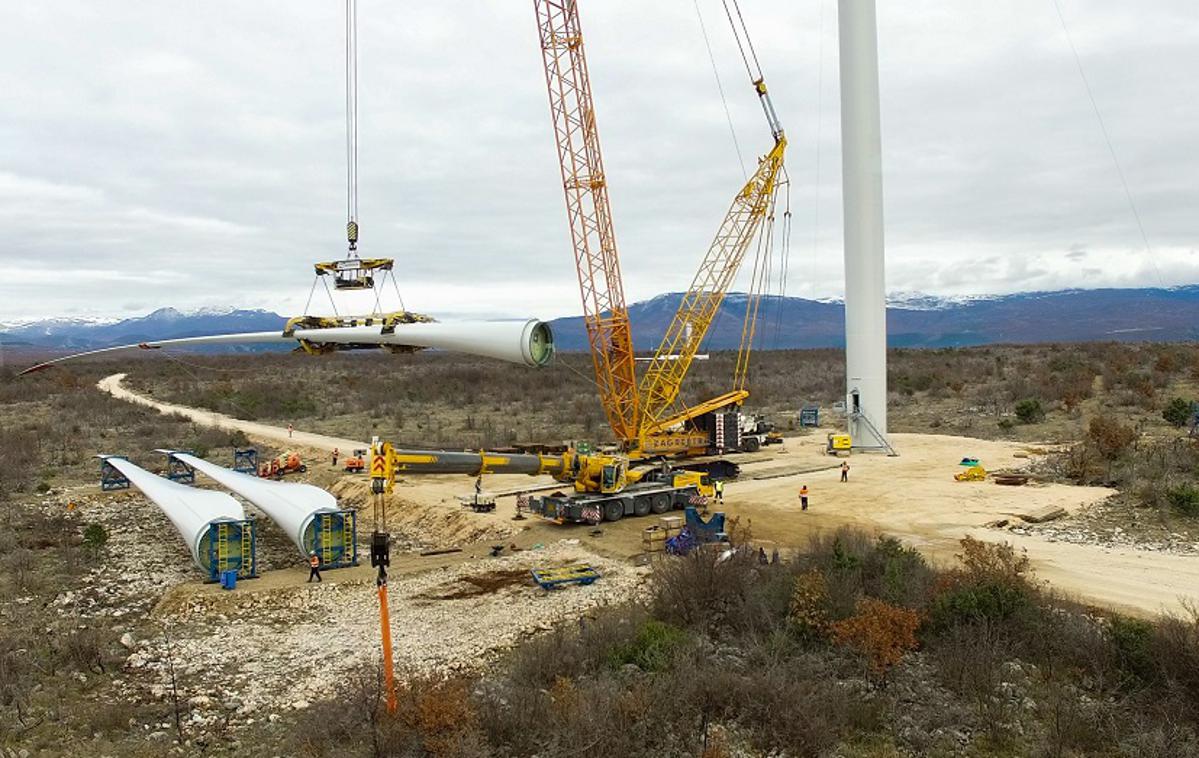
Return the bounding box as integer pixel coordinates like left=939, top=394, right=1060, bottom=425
left=0, top=0, right=1195, bottom=323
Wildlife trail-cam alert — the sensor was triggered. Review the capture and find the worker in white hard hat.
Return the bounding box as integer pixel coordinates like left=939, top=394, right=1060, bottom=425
left=307, top=551, right=322, bottom=583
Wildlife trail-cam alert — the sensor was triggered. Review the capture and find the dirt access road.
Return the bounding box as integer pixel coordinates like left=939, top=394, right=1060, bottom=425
left=100, top=373, right=1199, bottom=617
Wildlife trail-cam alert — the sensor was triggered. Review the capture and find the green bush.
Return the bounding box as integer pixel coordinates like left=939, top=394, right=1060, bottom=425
left=928, top=582, right=1030, bottom=631
left=82, top=523, right=108, bottom=555
left=608, top=620, right=689, bottom=672
left=1167, top=484, right=1199, bottom=517
left=1163, top=397, right=1196, bottom=428
left=864, top=536, right=933, bottom=609
left=1108, top=615, right=1157, bottom=686
left=831, top=537, right=862, bottom=571
left=1014, top=398, right=1045, bottom=424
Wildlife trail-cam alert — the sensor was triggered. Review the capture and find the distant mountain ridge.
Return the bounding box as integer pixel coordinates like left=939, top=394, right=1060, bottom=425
left=548, top=286, right=1199, bottom=350
left=2, top=287, right=1197, bottom=352
left=0, top=307, right=285, bottom=350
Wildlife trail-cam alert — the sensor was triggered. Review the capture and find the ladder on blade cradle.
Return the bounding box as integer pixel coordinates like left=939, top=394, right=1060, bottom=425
left=320, top=514, right=336, bottom=567
left=239, top=521, right=254, bottom=577
left=216, top=522, right=231, bottom=579
left=851, top=410, right=899, bottom=457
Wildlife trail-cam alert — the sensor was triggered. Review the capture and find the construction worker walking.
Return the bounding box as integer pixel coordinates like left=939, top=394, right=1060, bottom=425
left=307, top=551, right=322, bottom=583
left=332, top=447, right=339, bottom=467
left=799, top=484, right=809, bottom=511
left=714, top=479, right=725, bottom=504
left=840, top=461, right=850, bottom=483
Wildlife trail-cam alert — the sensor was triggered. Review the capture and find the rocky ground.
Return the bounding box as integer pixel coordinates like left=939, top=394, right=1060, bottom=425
left=10, top=481, right=648, bottom=756
left=1005, top=495, right=1199, bottom=556
left=132, top=543, right=647, bottom=737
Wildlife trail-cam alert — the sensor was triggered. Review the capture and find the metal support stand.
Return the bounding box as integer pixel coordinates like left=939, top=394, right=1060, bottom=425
left=849, top=410, right=898, bottom=457
left=232, top=448, right=258, bottom=474
left=99, top=457, right=130, bottom=491
left=164, top=452, right=196, bottom=483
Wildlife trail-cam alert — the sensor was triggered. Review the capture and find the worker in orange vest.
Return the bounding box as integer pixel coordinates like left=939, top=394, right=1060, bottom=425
left=799, top=484, right=809, bottom=511
left=307, top=551, right=322, bottom=583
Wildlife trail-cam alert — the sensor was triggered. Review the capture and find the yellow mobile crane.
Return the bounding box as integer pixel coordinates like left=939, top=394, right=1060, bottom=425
left=369, top=437, right=712, bottom=524
left=534, top=0, right=788, bottom=462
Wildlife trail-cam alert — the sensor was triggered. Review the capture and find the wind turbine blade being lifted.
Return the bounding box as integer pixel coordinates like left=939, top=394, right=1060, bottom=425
left=19, top=318, right=555, bottom=375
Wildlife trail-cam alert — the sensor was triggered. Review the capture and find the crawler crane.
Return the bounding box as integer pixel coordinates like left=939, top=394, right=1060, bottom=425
left=533, top=0, right=789, bottom=466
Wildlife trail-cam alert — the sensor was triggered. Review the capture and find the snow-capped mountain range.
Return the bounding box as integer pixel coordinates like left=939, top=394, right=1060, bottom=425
left=2, top=287, right=1197, bottom=352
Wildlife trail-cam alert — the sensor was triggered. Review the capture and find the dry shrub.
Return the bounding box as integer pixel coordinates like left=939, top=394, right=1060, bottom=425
left=1152, top=607, right=1199, bottom=715
left=85, top=700, right=135, bottom=734
left=831, top=597, right=920, bottom=678
left=788, top=569, right=830, bottom=636
left=700, top=653, right=884, bottom=754
left=1089, top=417, right=1137, bottom=461
left=395, top=676, right=484, bottom=758
left=289, top=665, right=485, bottom=758
left=0, top=548, right=38, bottom=593
left=651, top=546, right=762, bottom=629
left=56, top=627, right=112, bottom=674
left=795, top=529, right=934, bottom=619
left=506, top=606, right=647, bottom=689
left=956, top=536, right=1030, bottom=586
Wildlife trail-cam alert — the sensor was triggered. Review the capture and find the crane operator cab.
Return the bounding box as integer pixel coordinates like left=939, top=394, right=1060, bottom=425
left=600, top=462, right=620, bottom=493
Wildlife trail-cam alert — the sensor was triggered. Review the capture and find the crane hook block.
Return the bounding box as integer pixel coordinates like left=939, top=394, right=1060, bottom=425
left=370, top=531, right=390, bottom=568
left=346, top=220, right=359, bottom=247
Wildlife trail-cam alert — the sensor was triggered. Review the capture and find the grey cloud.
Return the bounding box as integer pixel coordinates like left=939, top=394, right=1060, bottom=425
left=0, top=0, right=1195, bottom=322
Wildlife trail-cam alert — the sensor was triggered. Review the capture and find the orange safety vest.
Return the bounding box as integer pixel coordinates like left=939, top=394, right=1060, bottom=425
left=800, top=487, right=808, bottom=496
left=309, top=554, right=320, bottom=568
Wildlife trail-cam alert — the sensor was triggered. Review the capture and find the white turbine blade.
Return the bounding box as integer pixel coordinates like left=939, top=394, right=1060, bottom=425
left=162, top=450, right=339, bottom=557
left=99, top=455, right=244, bottom=568
left=20, top=318, right=554, bottom=375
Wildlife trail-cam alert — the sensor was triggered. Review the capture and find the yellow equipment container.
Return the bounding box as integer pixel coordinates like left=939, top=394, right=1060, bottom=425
left=954, top=466, right=987, bottom=482
left=827, top=433, right=852, bottom=454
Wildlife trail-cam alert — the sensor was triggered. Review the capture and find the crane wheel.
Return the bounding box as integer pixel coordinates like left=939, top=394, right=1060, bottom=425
left=633, top=496, right=651, bottom=517
left=650, top=494, right=671, bottom=514
left=603, top=500, right=624, bottom=522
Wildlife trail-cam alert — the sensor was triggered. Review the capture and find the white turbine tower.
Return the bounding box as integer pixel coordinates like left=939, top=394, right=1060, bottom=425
left=839, top=0, right=894, bottom=454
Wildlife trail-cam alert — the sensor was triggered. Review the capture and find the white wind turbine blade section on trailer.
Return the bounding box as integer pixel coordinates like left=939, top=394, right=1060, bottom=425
left=101, top=456, right=245, bottom=567
left=166, top=451, right=338, bottom=556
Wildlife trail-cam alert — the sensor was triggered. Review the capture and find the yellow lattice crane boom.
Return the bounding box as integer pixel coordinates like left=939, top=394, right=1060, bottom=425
left=638, top=130, right=786, bottom=439
left=534, top=0, right=640, bottom=443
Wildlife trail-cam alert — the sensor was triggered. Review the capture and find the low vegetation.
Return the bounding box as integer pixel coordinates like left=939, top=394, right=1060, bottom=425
left=0, top=365, right=252, bottom=500
left=0, top=507, right=138, bottom=748
left=3, top=342, right=1199, bottom=754
left=288, top=529, right=1199, bottom=757
left=120, top=341, right=1199, bottom=449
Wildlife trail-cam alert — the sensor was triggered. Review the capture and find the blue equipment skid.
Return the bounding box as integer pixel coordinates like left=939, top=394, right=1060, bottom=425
left=531, top=564, right=601, bottom=589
